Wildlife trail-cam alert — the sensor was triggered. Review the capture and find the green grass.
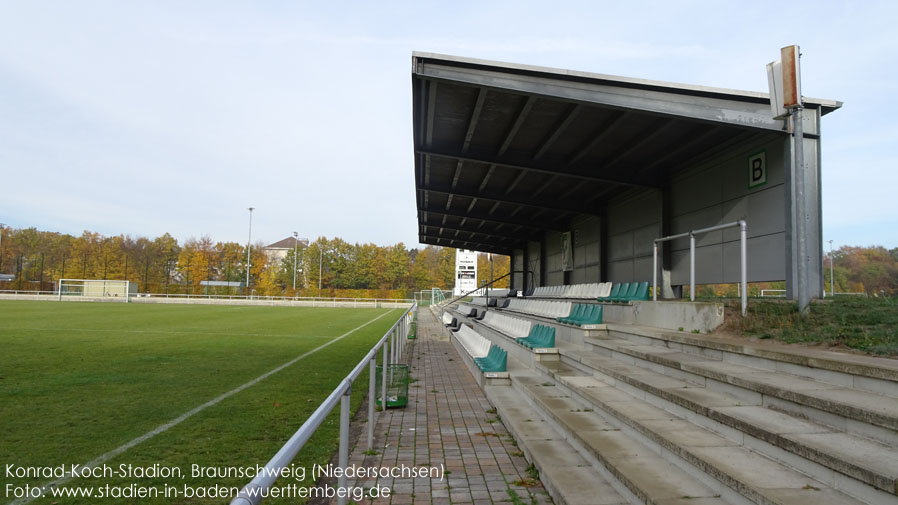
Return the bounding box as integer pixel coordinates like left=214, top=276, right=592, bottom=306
left=736, top=296, right=898, bottom=355
left=0, top=301, right=403, bottom=504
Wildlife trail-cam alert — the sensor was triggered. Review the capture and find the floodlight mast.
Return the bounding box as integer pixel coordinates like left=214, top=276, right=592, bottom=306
left=246, top=207, right=254, bottom=294
left=0, top=223, right=5, bottom=273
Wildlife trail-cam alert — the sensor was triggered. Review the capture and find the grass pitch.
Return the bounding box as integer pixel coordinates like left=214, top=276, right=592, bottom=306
left=0, top=301, right=405, bottom=504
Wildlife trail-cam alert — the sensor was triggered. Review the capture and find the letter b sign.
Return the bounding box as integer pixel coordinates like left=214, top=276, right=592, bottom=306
left=748, top=152, right=766, bottom=189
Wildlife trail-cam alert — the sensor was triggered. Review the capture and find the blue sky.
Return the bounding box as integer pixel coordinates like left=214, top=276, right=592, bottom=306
left=1, top=1, right=896, bottom=249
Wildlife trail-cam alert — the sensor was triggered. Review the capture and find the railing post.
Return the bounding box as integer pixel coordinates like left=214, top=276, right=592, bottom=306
left=689, top=233, right=696, bottom=302
left=652, top=242, right=658, bottom=301
left=381, top=337, right=388, bottom=412
left=741, top=220, right=748, bottom=317
left=337, top=383, right=351, bottom=505
left=368, top=358, right=376, bottom=450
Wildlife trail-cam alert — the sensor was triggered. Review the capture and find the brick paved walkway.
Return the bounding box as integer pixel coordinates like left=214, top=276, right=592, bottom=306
left=347, top=308, right=553, bottom=505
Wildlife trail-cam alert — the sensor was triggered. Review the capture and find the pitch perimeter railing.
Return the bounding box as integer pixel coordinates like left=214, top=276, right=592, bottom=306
left=230, top=302, right=415, bottom=505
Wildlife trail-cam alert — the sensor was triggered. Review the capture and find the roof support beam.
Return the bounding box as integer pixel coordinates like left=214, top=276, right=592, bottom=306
left=418, top=148, right=657, bottom=188
left=478, top=164, right=495, bottom=191
left=415, top=63, right=787, bottom=131
left=499, top=96, right=536, bottom=156
left=425, top=81, right=437, bottom=148
left=420, top=183, right=595, bottom=215
left=505, top=169, right=528, bottom=194
left=534, top=104, right=582, bottom=160
left=451, top=160, right=463, bottom=189
left=462, top=88, right=487, bottom=153
left=567, top=111, right=630, bottom=166
left=419, top=234, right=515, bottom=255
left=602, top=118, right=677, bottom=169
left=420, top=207, right=563, bottom=231
left=420, top=223, right=523, bottom=242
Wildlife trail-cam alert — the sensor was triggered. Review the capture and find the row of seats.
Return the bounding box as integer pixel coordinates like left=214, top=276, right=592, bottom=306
left=598, top=282, right=649, bottom=302
left=521, top=281, right=651, bottom=303
left=557, top=303, right=603, bottom=326
left=530, top=282, right=612, bottom=299
left=470, top=296, right=487, bottom=306
left=505, top=298, right=572, bottom=319
left=455, top=325, right=506, bottom=372
left=455, top=325, right=490, bottom=358
left=516, top=324, right=555, bottom=349
left=482, top=311, right=532, bottom=339
left=455, top=303, right=478, bottom=317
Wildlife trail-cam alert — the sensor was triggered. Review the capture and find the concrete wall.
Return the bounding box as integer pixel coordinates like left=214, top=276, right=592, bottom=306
left=668, top=135, right=787, bottom=285
left=511, top=248, right=525, bottom=290
left=508, top=131, right=820, bottom=295
left=526, top=241, right=542, bottom=288
left=544, top=230, right=564, bottom=286
left=570, top=215, right=602, bottom=284
left=606, top=189, right=663, bottom=283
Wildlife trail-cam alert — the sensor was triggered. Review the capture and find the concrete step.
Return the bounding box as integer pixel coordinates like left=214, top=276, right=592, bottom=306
left=561, top=347, right=898, bottom=501
left=513, top=374, right=738, bottom=505
left=484, top=382, right=631, bottom=505
left=602, top=323, right=898, bottom=391
left=586, top=336, right=898, bottom=438
left=531, top=362, right=878, bottom=505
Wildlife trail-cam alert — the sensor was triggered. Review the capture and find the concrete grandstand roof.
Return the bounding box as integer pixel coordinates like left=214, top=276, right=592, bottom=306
left=411, top=52, right=841, bottom=255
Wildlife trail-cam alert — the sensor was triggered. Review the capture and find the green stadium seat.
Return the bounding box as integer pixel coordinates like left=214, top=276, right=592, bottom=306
left=623, top=281, right=650, bottom=302
left=475, top=345, right=507, bottom=372
left=516, top=325, right=556, bottom=349
left=571, top=304, right=603, bottom=326
left=599, top=282, right=625, bottom=302
left=557, top=303, right=585, bottom=324
left=612, top=283, right=638, bottom=302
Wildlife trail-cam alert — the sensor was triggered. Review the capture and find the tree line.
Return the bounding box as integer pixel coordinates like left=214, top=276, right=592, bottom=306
left=0, top=227, right=510, bottom=297
left=694, top=245, right=898, bottom=298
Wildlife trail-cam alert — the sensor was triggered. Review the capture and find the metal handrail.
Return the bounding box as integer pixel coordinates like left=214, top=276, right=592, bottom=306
left=437, top=269, right=532, bottom=309
left=226, top=302, right=416, bottom=505
left=653, top=220, right=748, bottom=316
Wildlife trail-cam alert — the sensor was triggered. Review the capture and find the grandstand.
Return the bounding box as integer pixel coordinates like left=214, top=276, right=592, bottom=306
left=10, top=50, right=898, bottom=505
left=415, top=54, right=898, bottom=505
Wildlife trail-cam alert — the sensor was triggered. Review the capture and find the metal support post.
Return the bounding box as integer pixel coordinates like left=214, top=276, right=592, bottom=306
left=367, top=358, right=375, bottom=450
left=337, top=384, right=351, bottom=505
left=652, top=242, right=658, bottom=301
left=793, top=109, right=810, bottom=313
left=381, top=338, right=388, bottom=411
left=689, top=233, right=696, bottom=301
left=741, top=221, right=748, bottom=316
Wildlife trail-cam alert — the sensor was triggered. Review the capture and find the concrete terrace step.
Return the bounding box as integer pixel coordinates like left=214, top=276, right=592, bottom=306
left=561, top=347, right=898, bottom=500
left=513, top=374, right=737, bottom=505
left=603, top=323, right=898, bottom=386
left=485, top=383, right=630, bottom=505
left=528, top=366, right=872, bottom=505
left=585, top=336, right=898, bottom=436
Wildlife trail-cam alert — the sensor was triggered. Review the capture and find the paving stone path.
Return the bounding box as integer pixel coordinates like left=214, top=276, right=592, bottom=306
left=346, top=308, right=553, bottom=505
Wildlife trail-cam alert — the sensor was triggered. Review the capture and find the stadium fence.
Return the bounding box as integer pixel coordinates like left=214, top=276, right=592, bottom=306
left=229, top=302, right=416, bottom=505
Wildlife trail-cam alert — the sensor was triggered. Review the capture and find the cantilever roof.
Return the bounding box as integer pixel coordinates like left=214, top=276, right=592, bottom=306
left=412, top=53, right=841, bottom=254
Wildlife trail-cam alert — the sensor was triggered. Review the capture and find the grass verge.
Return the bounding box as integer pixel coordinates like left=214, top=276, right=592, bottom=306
left=728, top=296, right=898, bottom=355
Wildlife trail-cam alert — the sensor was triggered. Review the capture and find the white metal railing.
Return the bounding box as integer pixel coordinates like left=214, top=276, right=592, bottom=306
left=230, top=303, right=415, bottom=505
left=653, top=220, right=748, bottom=316
left=760, top=289, right=786, bottom=297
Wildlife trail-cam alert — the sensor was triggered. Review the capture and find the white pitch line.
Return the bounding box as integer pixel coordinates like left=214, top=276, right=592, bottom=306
left=9, top=309, right=396, bottom=505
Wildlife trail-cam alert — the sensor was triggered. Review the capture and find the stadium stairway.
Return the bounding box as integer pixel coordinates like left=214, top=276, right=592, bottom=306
left=443, top=302, right=898, bottom=505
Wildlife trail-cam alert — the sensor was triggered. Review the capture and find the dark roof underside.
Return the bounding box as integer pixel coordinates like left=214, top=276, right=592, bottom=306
left=412, top=53, right=840, bottom=255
